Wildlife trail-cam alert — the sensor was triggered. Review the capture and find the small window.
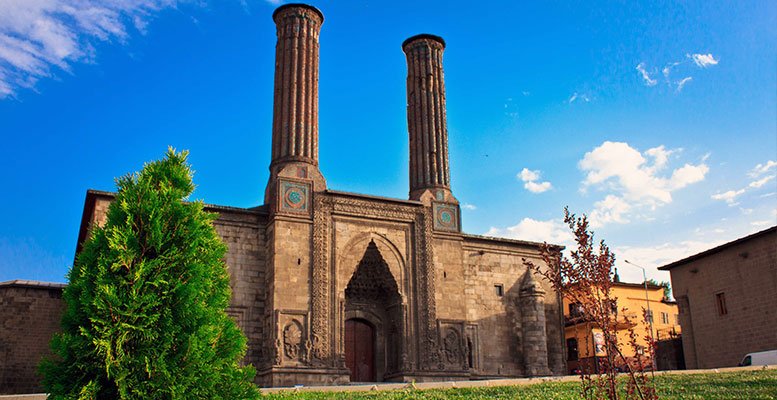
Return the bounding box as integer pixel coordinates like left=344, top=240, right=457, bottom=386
left=661, top=312, right=669, bottom=324
left=566, top=338, right=579, bottom=361
left=569, top=302, right=584, bottom=318
left=675, top=314, right=680, bottom=325
left=494, top=284, right=504, bottom=297
left=716, top=292, right=728, bottom=315
left=645, top=310, right=654, bottom=323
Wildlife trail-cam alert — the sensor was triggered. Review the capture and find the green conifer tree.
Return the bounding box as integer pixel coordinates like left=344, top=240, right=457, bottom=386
left=41, top=149, right=259, bottom=399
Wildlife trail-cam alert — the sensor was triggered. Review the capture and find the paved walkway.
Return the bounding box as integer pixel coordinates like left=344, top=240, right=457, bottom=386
left=1, top=365, right=773, bottom=399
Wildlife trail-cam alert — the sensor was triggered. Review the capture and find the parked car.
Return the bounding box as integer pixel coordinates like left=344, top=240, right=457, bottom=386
left=738, top=350, right=777, bottom=366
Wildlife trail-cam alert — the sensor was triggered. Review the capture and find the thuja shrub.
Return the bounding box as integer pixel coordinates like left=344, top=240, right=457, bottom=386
left=41, top=148, right=259, bottom=399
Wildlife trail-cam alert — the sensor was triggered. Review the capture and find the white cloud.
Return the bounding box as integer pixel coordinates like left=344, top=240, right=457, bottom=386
left=519, top=168, right=539, bottom=182
left=579, top=141, right=709, bottom=227
left=614, top=239, right=725, bottom=282
left=636, top=62, right=657, bottom=86
left=485, top=218, right=573, bottom=245
left=518, top=167, right=553, bottom=193
left=749, top=175, right=775, bottom=189
left=749, top=160, right=777, bottom=178
left=568, top=92, right=590, bottom=103
left=676, top=76, right=693, bottom=92
left=645, top=145, right=674, bottom=171
left=669, top=163, right=709, bottom=189
left=524, top=181, right=552, bottom=193
left=662, top=61, right=682, bottom=79
left=751, top=220, right=772, bottom=227
left=461, top=203, right=477, bottom=211
left=580, top=141, right=708, bottom=205
left=691, top=53, right=719, bottom=68
left=0, top=0, right=186, bottom=99
left=711, top=189, right=745, bottom=205
left=711, top=161, right=777, bottom=207
left=589, top=195, right=632, bottom=228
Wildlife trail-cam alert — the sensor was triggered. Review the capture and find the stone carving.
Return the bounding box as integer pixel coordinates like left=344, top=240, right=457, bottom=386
left=330, top=196, right=418, bottom=221
left=304, top=339, right=313, bottom=363
left=442, top=328, right=461, bottom=365
left=283, top=320, right=304, bottom=361
left=311, top=195, right=332, bottom=362
left=274, top=338, right=283, bottom=366
left=417, top=208, right=438, bottom=369
left=345, top=240, right=400, bottom=301
left=311, top=192, right=439, bottom=371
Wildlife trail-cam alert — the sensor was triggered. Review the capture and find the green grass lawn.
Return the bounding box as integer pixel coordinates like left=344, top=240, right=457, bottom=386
left=263, top=369, right=777, bottom=399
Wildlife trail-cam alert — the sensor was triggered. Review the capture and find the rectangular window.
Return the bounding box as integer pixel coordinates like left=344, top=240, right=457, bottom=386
left=661, top=312, right=669, bottom=324
left=645, top=310, right=653, bottom=323
left=716, top=292, right=728, bottom=315
left=495, top=284, right=504, bottom=297
left=569, top=302, right=584, bottom=318
left=675, top=314, right=680, bottom=325
left=566, top=338, right=579, bottom=361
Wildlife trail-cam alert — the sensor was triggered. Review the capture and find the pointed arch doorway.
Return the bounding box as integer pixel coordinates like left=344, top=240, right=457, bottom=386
left=343, top=240, right=403, bottom=382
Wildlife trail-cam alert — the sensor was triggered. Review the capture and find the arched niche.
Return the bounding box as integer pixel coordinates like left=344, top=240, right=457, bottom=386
left=336, top=232, right=408, bottom=302
left=340, top=239, right=404, bottom=381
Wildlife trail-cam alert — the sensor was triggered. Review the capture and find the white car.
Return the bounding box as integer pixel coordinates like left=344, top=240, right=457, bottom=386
left=739, top=350, right=777, bottom=367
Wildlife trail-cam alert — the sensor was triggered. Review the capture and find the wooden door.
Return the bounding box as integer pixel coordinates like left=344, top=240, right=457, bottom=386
left=345, top=319, right=375, bottom=382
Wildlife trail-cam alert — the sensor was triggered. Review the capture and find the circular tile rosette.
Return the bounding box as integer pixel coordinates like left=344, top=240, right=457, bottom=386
left=283, top=186, right=306, bottom=209
left=436, top=206, right=456, bottom=229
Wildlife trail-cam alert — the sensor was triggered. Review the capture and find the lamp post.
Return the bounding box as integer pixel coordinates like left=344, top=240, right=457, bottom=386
left=624, top=260, right=656, bottom=371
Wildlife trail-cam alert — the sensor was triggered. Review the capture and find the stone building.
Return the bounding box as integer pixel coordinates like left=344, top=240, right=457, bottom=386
left=0, top=280, right=65, bottom=394
left=658, top=226, right=777, bottom=369
left=3, top=3, right=566, bottom=390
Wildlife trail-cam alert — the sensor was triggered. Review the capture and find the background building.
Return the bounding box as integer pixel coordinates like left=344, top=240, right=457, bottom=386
left=563, top=280, right=682, bottom=373
left=659, top=226, right=777, bottom=369
left=0, top=280, right=65, bottom=394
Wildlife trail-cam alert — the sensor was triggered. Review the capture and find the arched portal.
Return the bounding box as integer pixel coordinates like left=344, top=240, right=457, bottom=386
left=344, top=240, right=403, bottom=382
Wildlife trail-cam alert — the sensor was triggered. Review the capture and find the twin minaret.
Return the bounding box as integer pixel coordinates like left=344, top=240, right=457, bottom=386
left=267, top=4, right=456, bottom=206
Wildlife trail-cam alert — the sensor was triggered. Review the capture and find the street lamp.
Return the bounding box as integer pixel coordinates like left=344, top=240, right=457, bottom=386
left=623, top=259, right=656, bottom=370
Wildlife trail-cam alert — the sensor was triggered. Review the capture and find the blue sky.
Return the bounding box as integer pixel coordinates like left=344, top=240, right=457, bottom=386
left=0, top=0, right=775, bottom=285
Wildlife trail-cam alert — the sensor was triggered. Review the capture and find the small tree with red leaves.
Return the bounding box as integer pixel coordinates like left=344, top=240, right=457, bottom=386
left=524, top=208, right=657, bottom=400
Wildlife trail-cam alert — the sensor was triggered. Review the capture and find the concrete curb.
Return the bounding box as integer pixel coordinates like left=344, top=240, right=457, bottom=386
left=2, top=365, right=773, bottom=398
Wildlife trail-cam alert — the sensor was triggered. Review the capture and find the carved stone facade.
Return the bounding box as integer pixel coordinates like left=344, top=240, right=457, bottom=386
left=71, top=3, right=566, bottom=387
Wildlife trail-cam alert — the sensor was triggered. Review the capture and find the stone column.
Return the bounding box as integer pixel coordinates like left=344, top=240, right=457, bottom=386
left=520, top=270, right=551, bottom=376
left=266, top=4, right=326, bottom=204
left=402, top=34, right=455, bottom=203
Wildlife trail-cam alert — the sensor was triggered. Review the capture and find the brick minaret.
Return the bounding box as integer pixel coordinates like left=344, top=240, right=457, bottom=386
left=266, top=4, right=326, bottom=204
left=403, top=34, right=456, bottom=203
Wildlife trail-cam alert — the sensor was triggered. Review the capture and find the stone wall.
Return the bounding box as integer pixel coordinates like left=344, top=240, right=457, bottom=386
left=0, top=281, right=65, bottom=395
left=663, top=227, right=777, bottom=369
left=212, top=206, right=269, bottom=369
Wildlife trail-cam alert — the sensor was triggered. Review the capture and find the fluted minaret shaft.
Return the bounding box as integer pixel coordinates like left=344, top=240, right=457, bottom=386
left=403, top=34, right=451, bottom=198
left=271, top=4, right=323, bottom=167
